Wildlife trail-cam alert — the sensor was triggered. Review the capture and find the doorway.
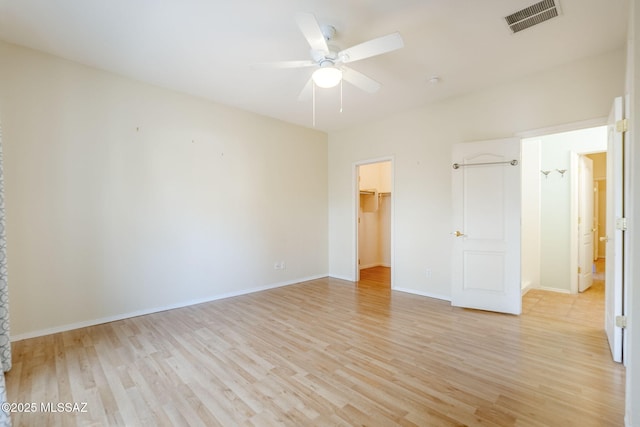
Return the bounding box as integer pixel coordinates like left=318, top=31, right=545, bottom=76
left=580, top=152, right=607, bottom=293
left=521, top=127, right=607, bottom=323
left=356, top=160, right=392, bottom=288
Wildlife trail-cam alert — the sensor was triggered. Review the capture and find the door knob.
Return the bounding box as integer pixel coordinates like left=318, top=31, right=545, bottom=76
left=600, top=236, right=610, bottom=242
left=453, top=230, right=466, bottom=237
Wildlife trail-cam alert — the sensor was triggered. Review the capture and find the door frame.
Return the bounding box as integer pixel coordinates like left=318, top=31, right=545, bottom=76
left=570, top=150, right=604, bottom=294
left=353, top=156, right=394, bottom=286
left=520, top=116, right=626, bottom=366
left=518, top=119, right=608, bottom=294
left=594, top=178, right=603, bottom=261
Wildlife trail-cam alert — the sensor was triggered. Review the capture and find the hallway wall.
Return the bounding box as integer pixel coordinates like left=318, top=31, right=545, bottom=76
left=538, top=127, right=607, bottom=293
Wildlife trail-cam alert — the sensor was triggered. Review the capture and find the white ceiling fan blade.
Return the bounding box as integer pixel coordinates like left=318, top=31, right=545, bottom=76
left=252, top=60, right=316, bottom=70
left=298, top=78, right=313, bottom=101
left=339, top=32, right=404, bottom=63
left=295, top=12, right=329, bottom=52
left=342, top=67, right=381, bottom=93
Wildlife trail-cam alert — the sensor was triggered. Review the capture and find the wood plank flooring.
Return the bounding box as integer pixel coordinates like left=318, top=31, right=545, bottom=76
left=6, top=267, right=624, bottom=426
left=523, top=258, right=606, bottom=329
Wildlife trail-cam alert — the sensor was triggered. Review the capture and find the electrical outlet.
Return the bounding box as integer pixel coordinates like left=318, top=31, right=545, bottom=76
left=281, top=262, right=286, bottom=270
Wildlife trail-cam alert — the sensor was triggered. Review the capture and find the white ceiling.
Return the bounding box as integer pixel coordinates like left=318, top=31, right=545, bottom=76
left=0, top=0, right=629, bottom=132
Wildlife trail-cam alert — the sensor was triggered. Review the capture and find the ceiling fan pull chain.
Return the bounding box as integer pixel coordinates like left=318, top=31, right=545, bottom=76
left=312, top=81, right=316, bottom=127
left=340, top=79, right=343, bottom=113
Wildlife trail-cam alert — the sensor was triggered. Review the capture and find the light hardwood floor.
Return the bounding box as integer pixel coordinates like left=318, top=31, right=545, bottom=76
left=6, top=265, right=624, bottom=426
left=523, top=258, right=606, bottom=329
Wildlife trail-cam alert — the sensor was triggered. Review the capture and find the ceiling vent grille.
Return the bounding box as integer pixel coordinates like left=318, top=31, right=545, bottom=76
left=505, top=0, right=560, bottom=34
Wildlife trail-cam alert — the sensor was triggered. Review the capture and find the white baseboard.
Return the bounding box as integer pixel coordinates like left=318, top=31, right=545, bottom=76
left=394, top=287, right=451, bottom=302
left=539, top=286, right=571, bottom=294
left=10, top=274, right=329, bottom=342
left=521, top=281, right=537, bottom=295
left=359, top=262, right=391, bottom=270
left=328, top=274, right=355, bottom=282
left=359, top=263, right=378, bottom=269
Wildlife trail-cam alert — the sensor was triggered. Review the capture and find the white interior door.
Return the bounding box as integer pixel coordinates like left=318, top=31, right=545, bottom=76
left=593, top=183, right=599, bottom=261
left=578, top=155, right=594, bottom=292
left=605, top=97, right=624, bottom=363
left=452, top=139, right=521, bottom=315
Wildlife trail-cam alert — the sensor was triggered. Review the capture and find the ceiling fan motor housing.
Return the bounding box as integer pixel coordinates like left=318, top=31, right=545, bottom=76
left=320, top=24, right=336, bottom=41
left=311, top=46, right=340, bottom=64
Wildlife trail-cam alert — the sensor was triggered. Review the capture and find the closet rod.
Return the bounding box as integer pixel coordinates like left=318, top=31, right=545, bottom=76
left=452, top=159, right=518, bottom=169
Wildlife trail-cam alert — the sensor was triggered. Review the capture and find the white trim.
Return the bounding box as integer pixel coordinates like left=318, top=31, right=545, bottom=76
left=328, top=274, right=355, bottom=282
left=521, top=281, right=536, bottom=295
left=10, top=274, right=328, bottom=342
left=570, top=152, right=580, bottom=294
left=394, top=287, right=451, bottom=302
left=354, top=156, right=397, bottom=166
left=359, top=263, right=380, bottom=269
left=353, top=164, right=360, bottom=282
left=359, top=262, right=391, bottom=270
left=516, top=117, right=608, bottom=139
left=539, top=286, right=571, bottom=294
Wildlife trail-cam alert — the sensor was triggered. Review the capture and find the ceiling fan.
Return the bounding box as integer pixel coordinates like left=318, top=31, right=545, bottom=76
left=255, top=12, right=404, bottom=99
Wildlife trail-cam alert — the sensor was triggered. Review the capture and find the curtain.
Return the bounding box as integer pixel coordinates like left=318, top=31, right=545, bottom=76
left=0, top=128, right=11, bottom=426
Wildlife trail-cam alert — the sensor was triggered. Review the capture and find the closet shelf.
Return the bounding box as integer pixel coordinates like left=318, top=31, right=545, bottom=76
left=359, top=190, right=391, bottom=195
left=359, top=189, right=391, bottom=213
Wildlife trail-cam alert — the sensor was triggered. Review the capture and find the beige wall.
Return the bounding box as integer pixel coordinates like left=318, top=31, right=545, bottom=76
left=0, top=41, right=328, bottom=339
left=589, top=152, right=607, bottom=179
left=328, top=49, right=625, bottom=299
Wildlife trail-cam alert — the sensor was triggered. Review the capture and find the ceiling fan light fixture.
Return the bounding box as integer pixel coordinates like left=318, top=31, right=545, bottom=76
left=312, top=66, right=342, bottom=88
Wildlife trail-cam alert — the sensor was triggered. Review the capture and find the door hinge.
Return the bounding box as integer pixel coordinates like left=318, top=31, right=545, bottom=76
left=616, top=315, right=627, bottom=328
left=615, top=217, right=627, bottom=231
left=616, top=119, right=628, bottom=133
left=578, top=266, right=581, bottom=274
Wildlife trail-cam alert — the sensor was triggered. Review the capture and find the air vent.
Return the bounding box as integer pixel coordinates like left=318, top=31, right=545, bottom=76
left=504, top=0, right=560, bottom=34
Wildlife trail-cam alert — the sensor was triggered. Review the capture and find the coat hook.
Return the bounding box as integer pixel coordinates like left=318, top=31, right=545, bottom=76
left=556, top=169, right=567, bottom=178
left=541, top=170, right=551, bottom=179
